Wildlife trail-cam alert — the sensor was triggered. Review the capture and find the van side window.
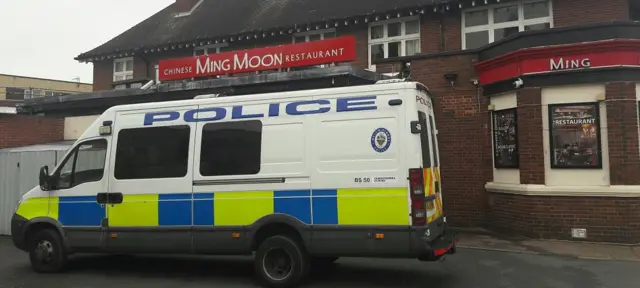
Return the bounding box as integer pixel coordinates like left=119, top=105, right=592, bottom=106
left=114, top=125, right=190, bottom=180
left=200, top=120, right=262, bottom=176
left=55, top=139, right=108, bottom=190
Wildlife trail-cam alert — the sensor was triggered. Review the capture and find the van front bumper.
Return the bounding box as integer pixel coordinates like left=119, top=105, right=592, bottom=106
left=11, top=213, right=28, bottom=251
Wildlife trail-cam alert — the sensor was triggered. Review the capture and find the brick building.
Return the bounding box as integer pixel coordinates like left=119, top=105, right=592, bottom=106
left=18, top=0, right=640, bottom=243
left=0, top=74, right=92, bottom=149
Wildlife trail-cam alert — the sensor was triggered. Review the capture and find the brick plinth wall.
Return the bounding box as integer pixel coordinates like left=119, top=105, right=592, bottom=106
left=606, top=82, right=640, bottom=185
left=487, top=192, right=640, bottom=244
left=516, top=88, right=545, bottom=184
left=0, top=115, right=64, bottom=149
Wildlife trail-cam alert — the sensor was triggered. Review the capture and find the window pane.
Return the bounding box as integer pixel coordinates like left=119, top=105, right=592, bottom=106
left=370, top=25, right=384, bottom=39
left=125, top=74, right=134, bottom=80
left=388, top=41, right=401, bottom=58
left=115, top=125, right=191, bottom=180
left=74, top=141, right=108, bottom=185
left=218, top=46, right=231, bottom=53
left=200, top=120, right=262, bottom=176
left=494, top=5, right=518, bottom=23
left=465, top=10, right=488, bottom=27
left=525, top=22, right=551, bottom=31
left=465, top=30, right=489, bottom=49
left=492, top=109, right=518, bottom=168
left=388, top=22, right=401, bottom=37
left=114, top=75, right=125, bottom=82
left=125, top=59, right=134, bottom=71
left=524, top=1, right=550, bottom=19
left=309, top=34, right=321, bottom=41
left=370, top=44, right=384, bottom=62
left=494, top=26, right=520, bottom=41
left=406, top=20, right=420, bottom=35
left=195, top=49, right=206, bottom=56
left=115, top=61, right=124, bottom=72
left=294, top=36, right=306, bottom=43
left=56, top=151, right=76, bottom=189
left=406, top=39, right=420, bottom=56
left=550, top=104, right=600, bottom=168
left=323, top=32, right=336, bottom=39
left=417, top=112, right=431, bottom=168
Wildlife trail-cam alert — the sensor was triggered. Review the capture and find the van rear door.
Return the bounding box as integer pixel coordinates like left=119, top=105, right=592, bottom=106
left=416, top=92, right=443, bottom=225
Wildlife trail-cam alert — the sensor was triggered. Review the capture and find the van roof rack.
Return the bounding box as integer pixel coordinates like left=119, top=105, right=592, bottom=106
left=18, top=66, right=393, bottom=117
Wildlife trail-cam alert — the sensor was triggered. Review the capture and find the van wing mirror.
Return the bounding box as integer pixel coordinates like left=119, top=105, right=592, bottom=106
left=39, top=166, right=51, bottom=191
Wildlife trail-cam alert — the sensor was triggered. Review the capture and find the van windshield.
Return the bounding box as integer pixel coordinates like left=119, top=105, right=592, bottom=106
left=418, top=111, right=432, bottom=168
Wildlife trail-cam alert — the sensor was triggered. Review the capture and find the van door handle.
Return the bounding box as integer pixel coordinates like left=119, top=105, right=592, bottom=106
left=96, top=193, right=123, bottom=204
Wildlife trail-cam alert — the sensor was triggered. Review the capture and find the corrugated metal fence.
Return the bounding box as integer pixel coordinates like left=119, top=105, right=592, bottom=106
left=0, top=142, right=72, bottom=235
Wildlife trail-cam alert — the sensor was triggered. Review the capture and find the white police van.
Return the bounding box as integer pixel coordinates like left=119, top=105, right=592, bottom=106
left=12, top=79, right=457, bottom=288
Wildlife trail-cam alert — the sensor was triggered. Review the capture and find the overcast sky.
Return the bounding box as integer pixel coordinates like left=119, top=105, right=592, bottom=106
left=0, top=0, right=174, bottom=84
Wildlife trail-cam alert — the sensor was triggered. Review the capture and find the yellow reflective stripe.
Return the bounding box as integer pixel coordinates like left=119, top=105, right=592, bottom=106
left=108, top=194, right=158, bottom=227
left=337, top=188, right=408, bottom=225
left=214, top=191, right=274, bottom=226
left=15, top=197, right=50, bottom=220
left=49, top=196, right=59, bottom=221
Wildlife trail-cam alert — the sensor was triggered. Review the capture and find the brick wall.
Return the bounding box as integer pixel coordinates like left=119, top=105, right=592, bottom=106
left=487, top=192, right=640, bottom=244
left=0, top=115, right=64, bottom=149
left=516, top=88, right=545, bottom=184
left=606, top=82, right=640, bottom=185
left=554, top=0, right=629, bottom=27
left=407, top=54, right=492, bottom=227
left=92, top=60, right=113, bottom=91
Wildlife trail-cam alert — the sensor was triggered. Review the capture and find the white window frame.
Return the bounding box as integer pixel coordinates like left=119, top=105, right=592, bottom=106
left=113, top=57, right=134, bottom=82
left=461, top=0, right=554, bottom=49
left=194, top=43, right=230, bottom=56
left=292, top=28, right=337, bottom=44
left=367, top=16, right=421, bottom=70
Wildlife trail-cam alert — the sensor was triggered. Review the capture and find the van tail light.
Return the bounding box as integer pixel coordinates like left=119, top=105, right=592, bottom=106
left=409, top=168, right=426, bottom=226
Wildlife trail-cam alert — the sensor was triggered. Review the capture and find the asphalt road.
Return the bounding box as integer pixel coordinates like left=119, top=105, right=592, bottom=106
left=1, top=237, right=638, bottom=288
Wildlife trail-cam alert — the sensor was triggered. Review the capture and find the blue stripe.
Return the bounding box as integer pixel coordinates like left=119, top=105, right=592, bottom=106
left=311, top=189, right=338, bottom=225
left=58, top=196, right=104, bottom=226
left=158, top=193, right=192, bottom=226
left=274, top=190, right=311, bottom=224
left=193, top=193, right=214, bottom=226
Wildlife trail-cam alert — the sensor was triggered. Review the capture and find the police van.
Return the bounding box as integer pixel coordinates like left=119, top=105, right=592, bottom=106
left=11, top=79, right=457, bottom=288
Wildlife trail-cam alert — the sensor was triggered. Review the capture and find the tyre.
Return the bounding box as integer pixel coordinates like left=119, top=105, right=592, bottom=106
left=254, top=235, right=310, bottom=288
left=28, top=229, right=68, bottom=273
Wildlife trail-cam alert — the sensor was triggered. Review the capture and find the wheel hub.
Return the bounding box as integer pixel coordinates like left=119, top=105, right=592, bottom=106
left=263, top=248, right=293, bottom=281
left=35, top=240, right=53, bottom=263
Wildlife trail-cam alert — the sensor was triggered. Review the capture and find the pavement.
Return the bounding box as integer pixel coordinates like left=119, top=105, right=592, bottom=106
left=1, top=231, right=639, bottom=288
left=456, top=228, right=640, bottom=262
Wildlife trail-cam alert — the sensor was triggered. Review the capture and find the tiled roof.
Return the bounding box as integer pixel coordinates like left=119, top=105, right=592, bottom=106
left=76, top=0, right=450, bottom=61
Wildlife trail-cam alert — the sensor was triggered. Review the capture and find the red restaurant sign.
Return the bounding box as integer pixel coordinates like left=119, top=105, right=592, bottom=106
left=158, top=36, right=357, bottom=81
left=474, top=39, right=640, bottom=85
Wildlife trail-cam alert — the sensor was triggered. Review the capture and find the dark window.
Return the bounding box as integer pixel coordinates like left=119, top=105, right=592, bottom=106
left=492, top=109, right=519, bottom=168
left=114, top=125, right=190, bottom=180
left=417, top=112, right=432, bottom=168
left=200, top=120, right=262, bottom=177
left=428, top=114, right=440, bottom=167
left=549, top=103, right=602, bottom=169
left=5, top=87, right=26, bottom=100
left=54, top=139, right=108, bottom=190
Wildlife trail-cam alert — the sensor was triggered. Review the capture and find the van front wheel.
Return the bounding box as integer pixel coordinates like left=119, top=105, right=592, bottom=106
left=255, top=235, right=310, bottom=288
left=28, top=229, right=68, bottom=273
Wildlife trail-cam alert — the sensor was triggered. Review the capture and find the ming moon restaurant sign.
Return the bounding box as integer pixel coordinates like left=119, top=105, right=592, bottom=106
left=158, top=36, right=357, bottom=81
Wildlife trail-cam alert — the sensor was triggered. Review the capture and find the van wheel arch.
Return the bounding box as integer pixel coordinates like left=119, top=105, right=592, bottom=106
left=250, top=215, right=308, bottom=252
left=23, top=218, right=68, bottom=251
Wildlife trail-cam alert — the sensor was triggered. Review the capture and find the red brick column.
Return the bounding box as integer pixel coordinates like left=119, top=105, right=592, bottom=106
left=606, top=82, right=640, bottom=185
left=517, top=88, right=545, bottom=184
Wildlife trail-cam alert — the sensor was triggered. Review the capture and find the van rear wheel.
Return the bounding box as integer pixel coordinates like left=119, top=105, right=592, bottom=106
left=255, top=235, right=310, bottom=288
left=28, top=229, right=68, bottom=273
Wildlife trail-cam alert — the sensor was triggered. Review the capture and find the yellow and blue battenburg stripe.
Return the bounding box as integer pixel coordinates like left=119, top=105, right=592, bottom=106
left=18, top=188, right=411, bottom=227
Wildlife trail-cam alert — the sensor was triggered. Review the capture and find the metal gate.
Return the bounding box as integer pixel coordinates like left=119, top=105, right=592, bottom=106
left=0, top=142, right=73, bottom=235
